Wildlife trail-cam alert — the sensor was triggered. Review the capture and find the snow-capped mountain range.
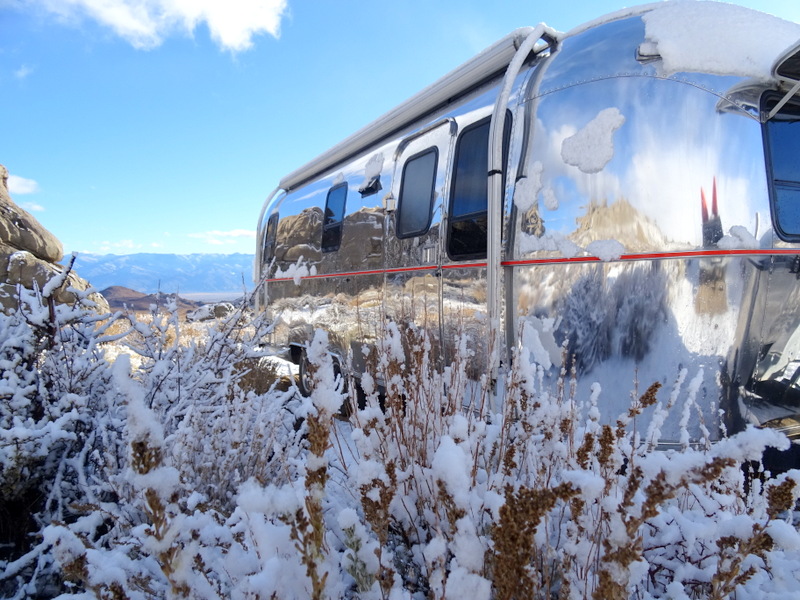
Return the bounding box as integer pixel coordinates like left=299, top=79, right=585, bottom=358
left=69, top=253, right=255, bottom=295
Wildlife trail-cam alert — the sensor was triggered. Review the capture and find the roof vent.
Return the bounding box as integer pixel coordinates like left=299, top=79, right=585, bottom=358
left=775, top=41, right=800, bottom=81
left=767, top=41, right=800, bottom=121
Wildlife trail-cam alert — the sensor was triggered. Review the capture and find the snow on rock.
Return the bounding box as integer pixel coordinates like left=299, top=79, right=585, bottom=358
left=561, top=107, right=625, bottom=174
left=185, top=304, right=215, bottom=322
left=642, top=2, right=800, bottom=79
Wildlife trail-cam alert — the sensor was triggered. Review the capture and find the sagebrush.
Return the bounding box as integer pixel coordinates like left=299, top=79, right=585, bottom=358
left=1, top=281, right=799, bottom=599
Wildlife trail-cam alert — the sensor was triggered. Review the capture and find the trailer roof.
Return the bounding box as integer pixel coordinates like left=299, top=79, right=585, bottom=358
left=279, top=27, right=555, bottom=192
left=277, top=2, right=800, bottom=193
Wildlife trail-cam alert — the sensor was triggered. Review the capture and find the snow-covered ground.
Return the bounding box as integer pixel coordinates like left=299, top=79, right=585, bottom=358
left=2, top=288, right=800, bottom=600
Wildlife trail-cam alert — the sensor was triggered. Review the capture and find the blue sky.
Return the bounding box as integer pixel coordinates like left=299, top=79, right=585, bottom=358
left=2, top=0, right=800, bottom=256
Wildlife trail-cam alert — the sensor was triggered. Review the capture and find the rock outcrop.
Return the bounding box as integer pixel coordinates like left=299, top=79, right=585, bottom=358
left=0, top=164, right=109, bottom=312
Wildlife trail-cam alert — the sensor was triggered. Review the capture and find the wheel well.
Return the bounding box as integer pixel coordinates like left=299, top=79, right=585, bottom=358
left=289, top=344, right=304, bottom=365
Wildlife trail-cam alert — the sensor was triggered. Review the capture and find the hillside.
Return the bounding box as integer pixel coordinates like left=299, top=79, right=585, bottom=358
left=70, top=253, right=255, bottom=294
left=100, top=285, right=205, bottom=313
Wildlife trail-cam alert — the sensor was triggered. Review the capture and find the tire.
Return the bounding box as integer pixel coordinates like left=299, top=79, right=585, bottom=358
left=297, top=350, right=345, bottom=397
left=297, top=349, right=314, bottom=397
left=297, top=350, right=353, bottom=419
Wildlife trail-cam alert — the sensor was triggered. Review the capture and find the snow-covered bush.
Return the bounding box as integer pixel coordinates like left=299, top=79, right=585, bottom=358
left=0, top=274, right=129, bottom=598
left=2, top=276, right=800, bottom=599
left=329, top=324, right=800, bottom=600
left=0, top=283, right=300, bottom=598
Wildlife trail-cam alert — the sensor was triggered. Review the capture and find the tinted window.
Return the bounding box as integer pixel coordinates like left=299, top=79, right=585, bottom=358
left=764, top=94, right=800, bottom=241
left=322, top=183, right=347, bottom=252
left=397, top=148, right=437, bottom=238
left=447, top=116, right=511, bottom=260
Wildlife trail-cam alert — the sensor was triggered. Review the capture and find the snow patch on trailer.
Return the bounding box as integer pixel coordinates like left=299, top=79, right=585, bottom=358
left=586, top=239, right=625, bottom=261
left=642, top=2, right=800, bottom=79
left=513, top=162, right=543, bottom=212
left=542, top=186, right=559, bottom=211
left=521, top=316, right=561, bottom=370
left=518, top=230, right=582, bottom=258
left=561, top=107, right=625, bottom=175
left=718, top=225, right=759, bottom=250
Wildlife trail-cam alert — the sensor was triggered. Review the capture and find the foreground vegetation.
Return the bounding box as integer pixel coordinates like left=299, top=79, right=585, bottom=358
left=1, top=278, right=799, bottom=599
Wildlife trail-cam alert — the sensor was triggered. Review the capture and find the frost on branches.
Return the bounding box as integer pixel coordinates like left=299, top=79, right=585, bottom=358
left=1, top=277, right=800, bottom=599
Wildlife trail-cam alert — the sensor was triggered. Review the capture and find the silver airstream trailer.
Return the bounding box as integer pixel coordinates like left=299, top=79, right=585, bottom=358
left=255, top=2, right=800, bottom=456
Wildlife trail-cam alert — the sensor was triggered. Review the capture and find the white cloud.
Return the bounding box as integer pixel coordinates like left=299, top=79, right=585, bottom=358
left=98, top=239, right=142, bottom=252
left=14, top=64, right=34, bottom=79
left=32, top=0, right=288, bottom=51
left=7, top=175, right=40, bottom=195
left=188, top=229, right=256, bottom=245
left=19, top=201, right=45, bottom=213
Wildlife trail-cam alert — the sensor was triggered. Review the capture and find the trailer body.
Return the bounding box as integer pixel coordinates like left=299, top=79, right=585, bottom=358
left=256, top=3, right=800, bottom=447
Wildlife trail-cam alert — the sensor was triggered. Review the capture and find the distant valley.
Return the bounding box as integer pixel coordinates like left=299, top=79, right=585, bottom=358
left=100, top=286, right=206, bottom=313
left=69, top=253, right=255, bottom=295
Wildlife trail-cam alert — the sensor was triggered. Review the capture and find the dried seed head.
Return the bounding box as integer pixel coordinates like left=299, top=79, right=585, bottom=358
left=638, top=382, right=661, bottom=409
left=767, top=477, right=798, bottom=519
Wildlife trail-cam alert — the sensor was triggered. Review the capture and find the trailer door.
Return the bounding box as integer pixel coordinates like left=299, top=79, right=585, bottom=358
left=441, top=114, right=512, bottom=396
left=384, top=120, right=456, bottom=372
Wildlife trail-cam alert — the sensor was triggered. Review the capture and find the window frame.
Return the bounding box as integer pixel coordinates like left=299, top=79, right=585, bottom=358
left=321, top=182, right=348, bottom=253
left=396, top=147, right=439, bottom=239
left=762, top=91, right=800, bottom=243
left=446, top=114, right=512, bottom=261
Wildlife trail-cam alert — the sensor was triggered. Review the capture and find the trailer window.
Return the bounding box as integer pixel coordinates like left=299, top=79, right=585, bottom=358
left=763, top=93, right=800, bottom=241
left=322, top=182, right=347, bottom=252
left=447, top=115, right=511, bottom=260
left=397, top=148, right=438, bottom=238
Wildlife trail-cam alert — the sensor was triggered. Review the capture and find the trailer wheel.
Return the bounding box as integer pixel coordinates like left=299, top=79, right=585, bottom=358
left=297, top=350, right=314, bottom=397
left=297, top=350, right=345, bottom=397
left=297, top=350, right=352, bottom=418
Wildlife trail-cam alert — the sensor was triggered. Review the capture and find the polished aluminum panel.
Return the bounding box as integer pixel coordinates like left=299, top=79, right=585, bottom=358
left=263, top=144, right=393, bottom=369
left=507, top=13, right=794, bottom=443
left=255, top=8, right=800, bottom=451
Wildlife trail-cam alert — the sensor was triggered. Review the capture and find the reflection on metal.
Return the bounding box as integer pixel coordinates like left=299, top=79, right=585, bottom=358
left=488, top=25, right=559, bottom=380
left=255, top=5, right=800, bottom=452
left=696, top=178, right=727, bottom=315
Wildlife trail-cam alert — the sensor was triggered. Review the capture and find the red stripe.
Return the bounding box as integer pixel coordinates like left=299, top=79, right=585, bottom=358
left=502, top=248, right=800, bottom=267
left=266, top=264, right=438, bottom=283
left=264, top=249, right=800, bottom=283
left=443, top=261, right=487, bottom=270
